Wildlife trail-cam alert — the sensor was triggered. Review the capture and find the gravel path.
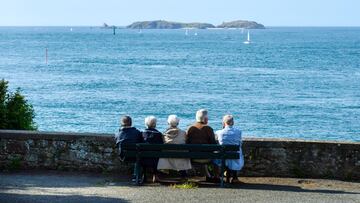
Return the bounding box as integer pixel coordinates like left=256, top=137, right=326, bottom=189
left=0, top=171, right=359, bottom=203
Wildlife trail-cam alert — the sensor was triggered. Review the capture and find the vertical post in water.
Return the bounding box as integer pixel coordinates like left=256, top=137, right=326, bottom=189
left=113, top=26, right=116, bottom=35
left=45, top=48, right=48, bottom=64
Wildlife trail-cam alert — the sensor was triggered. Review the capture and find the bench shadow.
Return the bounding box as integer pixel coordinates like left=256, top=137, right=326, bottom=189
left=225, top=182, right=360, bottom=195
left=157, top=178, right=359, bottom=195
left=0, top=193, right=129, bottom=203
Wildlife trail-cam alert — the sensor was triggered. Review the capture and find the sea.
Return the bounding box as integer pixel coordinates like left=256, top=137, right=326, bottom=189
left=0, top=27, right=359, bottom=142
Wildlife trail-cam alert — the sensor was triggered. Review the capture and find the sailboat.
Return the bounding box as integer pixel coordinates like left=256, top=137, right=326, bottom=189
left=243, top=30, right=250, bottom=44
left=185, top=29, right=189, bottom=35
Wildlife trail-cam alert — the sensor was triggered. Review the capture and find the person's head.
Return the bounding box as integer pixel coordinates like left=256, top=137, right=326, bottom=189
left=120, top=115, right=132, bottom=128
left=196, top=109, right=208, bottom=124
left=167, top=114, right=180, bottom=127
left=145, top=116, right=157, bottom=128
left=222, top=114, right=234, bottom=127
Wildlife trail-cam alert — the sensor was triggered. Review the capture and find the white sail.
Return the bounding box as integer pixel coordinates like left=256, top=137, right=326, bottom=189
left=244, top=30, right=251, bottom=44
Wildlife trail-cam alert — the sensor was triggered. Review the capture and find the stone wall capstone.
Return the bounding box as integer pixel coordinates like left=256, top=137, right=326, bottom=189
left=0, top=130, right=359, bottom=181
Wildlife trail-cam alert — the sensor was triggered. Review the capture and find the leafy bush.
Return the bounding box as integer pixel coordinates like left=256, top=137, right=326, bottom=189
left=0, top=79, right=37, bottom=130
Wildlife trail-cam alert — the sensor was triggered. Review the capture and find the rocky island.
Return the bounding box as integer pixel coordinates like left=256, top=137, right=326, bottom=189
left=127, top=20, right=215, bottom=29
left=126, top=20, right=265, bottom=29
left=217, top=20, right=265, bottom=29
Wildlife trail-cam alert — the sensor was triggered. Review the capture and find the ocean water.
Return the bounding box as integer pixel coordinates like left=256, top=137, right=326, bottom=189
left=0, top=27, right=359, bottom=142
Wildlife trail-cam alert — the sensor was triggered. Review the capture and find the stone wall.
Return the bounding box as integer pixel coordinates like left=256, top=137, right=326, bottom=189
left=0, top=130, right=359, bottom=181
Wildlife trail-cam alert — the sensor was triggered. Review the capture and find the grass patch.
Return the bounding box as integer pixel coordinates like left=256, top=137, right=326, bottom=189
left=171, top=182, right=198, bottom=189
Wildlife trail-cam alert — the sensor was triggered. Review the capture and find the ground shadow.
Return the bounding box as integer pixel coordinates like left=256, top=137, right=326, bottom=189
left=156, top=177, right=360, bottom=195
left=0, top=193, right=129, bottom=203
left=225, top=182, right=360, bottom=194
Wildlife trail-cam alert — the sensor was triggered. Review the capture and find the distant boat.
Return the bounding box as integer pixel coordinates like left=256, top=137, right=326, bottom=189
left=185, top=29, right=189, bottom=35
left=70, top=28, right=73, bottom=32
left=138, top=29, right=142, bottom=34
left=194, top=32, right=198, bottom=36
left=243, top=30, right=251, bottom=44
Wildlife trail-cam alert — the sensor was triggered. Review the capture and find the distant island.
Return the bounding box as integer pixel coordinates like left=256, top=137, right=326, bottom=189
left=125, top=20, right=265, bottom=29
left=217, top=20, right=265, bottom=29
left=126, top=20, right=215, bottom=29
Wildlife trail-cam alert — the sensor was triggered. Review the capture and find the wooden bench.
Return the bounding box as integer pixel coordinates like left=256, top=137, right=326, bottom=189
left=122, top=143, right=240, bottom=187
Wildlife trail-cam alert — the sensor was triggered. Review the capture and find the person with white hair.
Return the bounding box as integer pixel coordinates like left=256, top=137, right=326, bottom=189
left=214, top=114, right=244, bottom=184
left=157, top=115, right=192, bottom=176
left=141, top=116, right=163, bottom=183
left=186, top=109, right=217, bottom=181
left=186, top=109, right=216, bottom=144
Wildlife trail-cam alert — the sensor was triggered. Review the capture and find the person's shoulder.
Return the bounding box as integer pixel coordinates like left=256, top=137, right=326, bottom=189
left=155, top=129, right=162, bottom=135
left=187, top=124, right=197, bottom=131
left=128, top=127, right=141, bottom=134
left=232, top=127, right=242, bottom=134
left=203, top=125, right=214, bottom=131
left=215, top=128, right=224, bottom=135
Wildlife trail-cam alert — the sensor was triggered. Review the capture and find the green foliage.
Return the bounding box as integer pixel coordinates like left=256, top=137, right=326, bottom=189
left=0, top=79, right=9, bottom=129
left=0, top=79, right=37, bottom=130
left=171, top=182, right=198, bottom=189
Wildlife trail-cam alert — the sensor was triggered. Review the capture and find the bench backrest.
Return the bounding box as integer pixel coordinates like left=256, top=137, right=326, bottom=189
left=122, top=144, right=240, bottom=159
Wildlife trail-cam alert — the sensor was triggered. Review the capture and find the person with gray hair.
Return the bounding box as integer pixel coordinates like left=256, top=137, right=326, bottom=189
left=186, top=109, right=216, bottom=144
left=186, top=109, right=217, bottom=181
left=114, top=115, right=143, bottom=183
left=141, top=116, right=163, bottom=183
left=157, top=115, right=192, bottom=177
left=214, top=114, right=244, bottom=184
left=114, top=115, right=143, bottom=161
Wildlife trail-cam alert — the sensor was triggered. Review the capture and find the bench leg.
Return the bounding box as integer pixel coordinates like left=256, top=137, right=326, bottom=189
left=135, top=159, right=140, bottom=185
left=220, top=159, right=225, bottom=187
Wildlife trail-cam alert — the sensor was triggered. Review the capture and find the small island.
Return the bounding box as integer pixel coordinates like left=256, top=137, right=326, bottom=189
left=217, top=20, right=265, bottom=29
left=127, top=20, right=215, bottom=29
left=126, top=20, right=265, bottom=29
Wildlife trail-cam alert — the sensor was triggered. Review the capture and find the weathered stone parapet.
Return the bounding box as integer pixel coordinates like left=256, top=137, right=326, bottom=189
left=0, top=130, right=359, bottom=181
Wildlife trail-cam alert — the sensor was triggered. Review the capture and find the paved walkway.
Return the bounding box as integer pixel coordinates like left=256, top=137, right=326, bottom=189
left=0, top=171, right=359, bottom=203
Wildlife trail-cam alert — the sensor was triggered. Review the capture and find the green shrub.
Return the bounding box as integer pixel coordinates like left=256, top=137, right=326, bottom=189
left=0, top=79, right=37, bottom=130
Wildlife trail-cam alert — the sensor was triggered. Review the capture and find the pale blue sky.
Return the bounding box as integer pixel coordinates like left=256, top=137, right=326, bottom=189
left=1, top=0, right=359, bottom=26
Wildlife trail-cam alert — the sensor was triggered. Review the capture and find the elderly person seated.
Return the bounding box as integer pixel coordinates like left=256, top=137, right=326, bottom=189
left=114, top=115, right=143, bottom=182
left=114, top=115, right=143, bottom=161
left=141, top=116, right=163, bottom=183
left=186, top=109, right=217, bottom=181
left=157, top=115, right=192, bottom=178
left=215, top=115, right=244, bottom=184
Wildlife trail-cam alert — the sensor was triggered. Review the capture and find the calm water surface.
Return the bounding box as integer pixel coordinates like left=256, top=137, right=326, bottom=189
left=0, top=27, right=359, bottom=141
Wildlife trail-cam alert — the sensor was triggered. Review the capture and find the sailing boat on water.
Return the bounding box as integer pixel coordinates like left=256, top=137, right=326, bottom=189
left=243, top=30, right=251, bottom=44
left=185, top=28, right=189, bottom=35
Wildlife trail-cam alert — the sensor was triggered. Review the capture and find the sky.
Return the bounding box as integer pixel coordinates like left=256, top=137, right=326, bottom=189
left=1, top=0, right=359, bottom=26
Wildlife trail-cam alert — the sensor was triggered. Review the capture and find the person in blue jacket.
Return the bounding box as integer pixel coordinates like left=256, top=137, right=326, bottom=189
left=114, top=115, right=143, bottom=182
left=215, top=115, right=244, bottom=183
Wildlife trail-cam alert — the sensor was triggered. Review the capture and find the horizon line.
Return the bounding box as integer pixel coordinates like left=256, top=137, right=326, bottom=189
left=1, top=25, right=360, bottom=28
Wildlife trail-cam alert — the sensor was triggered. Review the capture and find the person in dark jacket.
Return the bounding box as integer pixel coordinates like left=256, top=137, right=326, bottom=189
left=141, top=116, right=163, bottom=183
left=186, top=109, right=218, bottom=181
left=114, top=115, right=143, bottom=182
